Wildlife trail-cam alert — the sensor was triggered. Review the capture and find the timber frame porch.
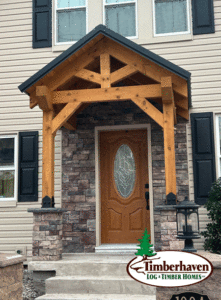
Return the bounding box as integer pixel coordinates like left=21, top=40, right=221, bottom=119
left=19, top=25, right=191, bottom=206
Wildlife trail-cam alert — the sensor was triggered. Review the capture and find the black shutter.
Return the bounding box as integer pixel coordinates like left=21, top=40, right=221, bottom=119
left=192, top=0, right=215, bottom=35
left=191, top=113, right=216, bottom=205
left=18, top=132, right=38, bottom=202
left=33, top=0, right=52, bottom=48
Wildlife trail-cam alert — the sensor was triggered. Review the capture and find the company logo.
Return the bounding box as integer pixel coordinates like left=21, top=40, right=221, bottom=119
left=127, top=229, right=213, bottom=288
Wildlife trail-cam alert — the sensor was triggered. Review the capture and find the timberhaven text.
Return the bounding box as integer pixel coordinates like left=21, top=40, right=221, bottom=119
left=145, top=261, right=209, bottom=272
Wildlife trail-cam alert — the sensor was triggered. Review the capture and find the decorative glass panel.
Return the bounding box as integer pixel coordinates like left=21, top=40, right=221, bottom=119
left=114, top=144, right=136, bottom=198
left=105, top=3, right=136, bottom=37
left=177, top=211, right=185, bottom=234
left=57, top=9, right=86, bottom=42
left=187, top=210, right=198, bottom=234
left=155, top=0, right=188, bottom=34
left=0, top=138, right=14, bottom=167
left=0, top=171, right=14, bottom=198
left=57, top=0, right=86, bottom=8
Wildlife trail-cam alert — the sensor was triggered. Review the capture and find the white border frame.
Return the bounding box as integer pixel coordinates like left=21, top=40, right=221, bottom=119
left=55, top=0, right=88, bottom=45
left=152, top=0, right=191, bottom=37
left=103, top=0, right=138, bottom=40
left=0, top=135, right=18, bottom=201
left=95, top=123, right=154, bottom=246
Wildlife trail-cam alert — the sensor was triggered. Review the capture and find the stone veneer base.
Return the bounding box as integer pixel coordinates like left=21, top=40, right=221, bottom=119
left=0, top=253, right=26, bottom=300
left=154, top=205, right=184, bottom=251
left=28, top=208, right=67, bottom=261
left=62, top=102, right=189, bottom=253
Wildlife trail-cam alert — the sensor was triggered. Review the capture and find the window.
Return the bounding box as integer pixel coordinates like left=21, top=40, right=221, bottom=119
left=55, top=0, right=87, bottom=44
left=153, top=0, right=190, bottom=36
left=0, top=136, right=17, bottom=200
left=103, top=0, right=137, bottom=38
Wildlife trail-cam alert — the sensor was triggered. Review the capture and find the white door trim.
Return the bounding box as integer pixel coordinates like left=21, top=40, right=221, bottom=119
left=95, top=123, right=154, bottom=247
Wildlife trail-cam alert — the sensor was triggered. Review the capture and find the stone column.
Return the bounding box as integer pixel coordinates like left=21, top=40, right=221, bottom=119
left=154, top=205, right=184, bottom=251
left=0, top=253, right=26, bottom=300
left=28, top=208, right=66, bottom=261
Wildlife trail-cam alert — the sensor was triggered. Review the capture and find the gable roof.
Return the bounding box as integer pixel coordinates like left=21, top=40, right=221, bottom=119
left=18, top=24, right=191, bottom=107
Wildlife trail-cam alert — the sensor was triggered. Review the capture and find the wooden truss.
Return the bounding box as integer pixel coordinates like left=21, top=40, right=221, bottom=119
left=27, top=37, right=189, bottom=206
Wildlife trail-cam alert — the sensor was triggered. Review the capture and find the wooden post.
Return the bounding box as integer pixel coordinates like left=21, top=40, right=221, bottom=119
left=100, top=53, right=110, bottom=88
left=42, top=110, right=55, bottom=207
left=161, top=77, right=177, bottom=205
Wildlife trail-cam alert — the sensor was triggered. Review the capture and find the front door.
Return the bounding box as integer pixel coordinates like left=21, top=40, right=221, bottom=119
left=100, top=129, right=150, bottom=244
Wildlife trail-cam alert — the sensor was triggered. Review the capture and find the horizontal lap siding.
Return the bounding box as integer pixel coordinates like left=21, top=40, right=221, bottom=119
left=1, top=0, right=220, bottom=253
left=144, top=0, right=221, bottom=249
left=0, top=1, right=62, bottom=261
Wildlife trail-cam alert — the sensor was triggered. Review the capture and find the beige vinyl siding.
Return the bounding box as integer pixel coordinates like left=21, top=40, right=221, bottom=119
left=0, top=132, right=62, bottom=261
left=0, top=0, right=62, bottom=261
left=0, top=0, right=220, bottom=254
left=143, top=0, right=221, bottom=249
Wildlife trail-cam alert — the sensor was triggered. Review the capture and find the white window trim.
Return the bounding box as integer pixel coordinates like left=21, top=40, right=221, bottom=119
left=52, top=0, right=193, bottom=53
left=152, top=0, right=191, bottom=37
left=216, top=115, right=221, bottom=178
left=55, top=0, right=88, bottom=45
left=0, top=135, right=18, bottom=201
left=103, top=0, right=138, bottom=40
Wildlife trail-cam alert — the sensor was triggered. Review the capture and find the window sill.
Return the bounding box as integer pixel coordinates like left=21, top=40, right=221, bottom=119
left=135, top=33, right=193, bottom=46
left=0, top=200, right=17, bottom=208
left=52, top=33, right=193, bottom=53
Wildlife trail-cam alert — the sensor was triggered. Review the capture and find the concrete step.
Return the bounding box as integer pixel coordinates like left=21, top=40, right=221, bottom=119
left=56, top=261, right=129, bottom=277
left=95, top=244, right=138, bottom=254
left=37, top=294, right=156, bottom=300
left=32, top=254, right=135, bottom=277
left=56, top=254, right=134, bottom=276
left=46, top=276, right=156, bottom=295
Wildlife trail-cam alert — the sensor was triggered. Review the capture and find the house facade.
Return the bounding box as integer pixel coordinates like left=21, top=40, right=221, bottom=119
left=0, top=0, right=220, bottom=260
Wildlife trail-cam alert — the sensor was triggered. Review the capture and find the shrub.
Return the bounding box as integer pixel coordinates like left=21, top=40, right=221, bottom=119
left=201, top=178, right=221, bottom=254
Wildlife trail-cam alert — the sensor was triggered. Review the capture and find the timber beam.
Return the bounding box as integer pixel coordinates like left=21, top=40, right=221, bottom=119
left=75, top=69, right=102, bottom=85
left=176, top=106, right=189, bottom=120
left=30, top=95, right=38, bottom=109
left=36, top=86, right=53, bottom=111
left=52, top=84, right=162, bottom=104
left=100, top=53, right=111, bottom=88
left=161, top=77, right=177, bottom=205
left=106, top=39, right=188, bottom=98
left=42, top=110, right=54, bottom=206
left=51, top=102, right=82, bottom=135
left=131, top=97, right=164, bottom=128
left=110, top=65, right=137, bottom=85
left=63, top=121, right=76, bottom=131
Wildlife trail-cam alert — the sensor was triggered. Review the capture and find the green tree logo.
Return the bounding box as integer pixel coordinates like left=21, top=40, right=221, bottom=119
left=135, top=228, right=156, bottom=259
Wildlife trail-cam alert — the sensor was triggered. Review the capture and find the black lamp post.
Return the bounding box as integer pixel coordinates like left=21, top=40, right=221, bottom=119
left=175, top=196, right=200, bottom=252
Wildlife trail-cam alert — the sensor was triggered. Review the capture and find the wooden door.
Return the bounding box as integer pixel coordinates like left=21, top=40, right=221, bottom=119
left=100, top=129, right=150, bottom=244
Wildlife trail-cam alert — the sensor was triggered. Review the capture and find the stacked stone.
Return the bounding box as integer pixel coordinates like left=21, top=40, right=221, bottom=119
left=62, top=129, right=96, bottom=253
left=62, top=102, right=152, bottom=253
left=175, top=122, right=189, bottom=200
left=28, top=208, right=66, bottom=261
left=61, top=101, right=189, bottom=253
left=152, top=118, right=189, bottom=251
left=154, top=206, right=184, bottom=251
left=0, top=253, right=26, bottom=300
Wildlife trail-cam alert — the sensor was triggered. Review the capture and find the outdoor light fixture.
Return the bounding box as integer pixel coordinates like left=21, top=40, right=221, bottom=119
left=175, top=196, right=200, bottom=252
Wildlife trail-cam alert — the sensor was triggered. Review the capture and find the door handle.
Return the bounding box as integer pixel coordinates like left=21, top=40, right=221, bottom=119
left=145, top=191, right=149, bottom=210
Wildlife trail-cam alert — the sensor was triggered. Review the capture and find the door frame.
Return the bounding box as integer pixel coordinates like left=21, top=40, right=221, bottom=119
left=95, top=124, right=154, bottom=247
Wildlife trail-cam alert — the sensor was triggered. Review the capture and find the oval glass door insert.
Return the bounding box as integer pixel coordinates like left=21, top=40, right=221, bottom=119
left=114, top=144, right=136, bottom=198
